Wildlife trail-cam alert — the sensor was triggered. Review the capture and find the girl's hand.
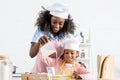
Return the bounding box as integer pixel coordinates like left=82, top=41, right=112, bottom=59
left=38, top=35, right=50, bottom=47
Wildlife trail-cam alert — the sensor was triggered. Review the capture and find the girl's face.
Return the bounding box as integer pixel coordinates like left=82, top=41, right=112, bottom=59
left=63, top=49, right=78, bottom=63
left=51, top=16, right=65, bottom=33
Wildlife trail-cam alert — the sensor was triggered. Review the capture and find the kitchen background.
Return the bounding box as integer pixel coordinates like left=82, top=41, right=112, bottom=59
left=0, top=0, right=120, bottom=78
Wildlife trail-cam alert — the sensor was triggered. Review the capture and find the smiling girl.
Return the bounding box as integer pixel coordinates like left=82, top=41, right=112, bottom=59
left=38, top=39, right=93, bottom=80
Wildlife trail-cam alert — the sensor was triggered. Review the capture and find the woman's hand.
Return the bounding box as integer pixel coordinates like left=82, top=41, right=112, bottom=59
left=29, top=35, right=50, bottom=58
left=38, top=35, right=50, bottom=47
left=78, top=62, right=86, bottom=68
left=72, top=71, right=82, bottom=79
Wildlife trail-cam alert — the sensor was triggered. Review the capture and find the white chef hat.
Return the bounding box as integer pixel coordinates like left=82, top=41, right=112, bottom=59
left=62, top=38, right=80, bottom=51
left=44, top=3, right=69, bottom=19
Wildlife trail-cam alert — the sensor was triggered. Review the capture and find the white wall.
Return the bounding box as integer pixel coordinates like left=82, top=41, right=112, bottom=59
left=0, top=0, right=120, bottom=77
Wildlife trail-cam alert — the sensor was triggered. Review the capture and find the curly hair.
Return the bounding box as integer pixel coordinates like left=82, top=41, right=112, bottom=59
left=35, top=10, right=76, bottom=37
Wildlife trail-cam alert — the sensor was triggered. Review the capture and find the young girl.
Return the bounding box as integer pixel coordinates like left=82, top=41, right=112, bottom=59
left=37, top=39, right=93, bottom=79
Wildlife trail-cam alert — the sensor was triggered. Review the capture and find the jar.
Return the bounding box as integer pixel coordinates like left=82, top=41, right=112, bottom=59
left=0, top=55, right=13, bottom=80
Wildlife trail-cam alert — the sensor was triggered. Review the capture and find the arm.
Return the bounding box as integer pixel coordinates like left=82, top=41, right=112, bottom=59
left=78, top=62, right=86, bottom=68
left=78, top=72, right=93, bottom=80
left=29, top=42, right=41, bottom=58
left=29, top=36, right=50, bottom=58
left=73, top=64, right=93, bottom=80
left=42, top=56, right=56, bottom=66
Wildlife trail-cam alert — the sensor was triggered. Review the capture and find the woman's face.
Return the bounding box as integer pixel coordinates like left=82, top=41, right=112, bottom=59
left=51, top=16, right=65, bottom=33
left=63, top=49, right=78, bottom=63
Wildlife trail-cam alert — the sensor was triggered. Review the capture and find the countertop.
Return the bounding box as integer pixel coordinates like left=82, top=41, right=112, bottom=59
left=98, top=78, right=120, bottom=80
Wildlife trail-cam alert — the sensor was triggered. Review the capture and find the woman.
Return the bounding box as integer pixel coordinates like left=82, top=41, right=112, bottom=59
left=37, top=39, right=93, bottom=80
left=29, top=3, right=76, bottom=72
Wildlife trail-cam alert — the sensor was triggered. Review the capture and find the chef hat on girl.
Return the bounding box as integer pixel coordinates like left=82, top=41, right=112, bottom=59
left=43, top=2, right=69, bottom=19
left=62, top=38, right=80, bottom=51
